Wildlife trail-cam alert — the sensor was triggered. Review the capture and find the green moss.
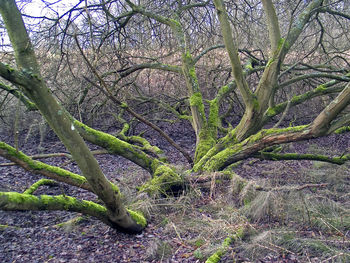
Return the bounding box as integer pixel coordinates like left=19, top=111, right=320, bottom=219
left=40, top=194, right=52, bottom=205
left=194, top=130, right=216, bottom=164
left=150, top=158, right=162, bottom=173
left=246, top=125, right=309, bottom=144
left=205, top=228, right=245, bottom=263
left=1, top=192, right=112, bottom=225
left=119, top=123, right=130, bottom=137
left=277, top=38, right=285, bottom=50
left=208, top=98, right=219, bottom=137
left=52, top=195, right=77, bottom=210
left=120, top=102, right=128, bottom=108
left=266, top=104, right=285, bottom=117
left=335, top=126, right=350, bottom=134
left=189, top=92, right=205, bottom=119
left=138, top=164, right=182, bottom=196
left=129, top=135, right=164, bottom=156
left=205, top=251, right=221, bottom=263
left=189, top=67, right=198, bottom=83
left=80, top=199, right=107, bottom=214
left=252, top=97, right=259, bottom=110
left=3, top=192, right=35, bottom=205
left=169, top=18, right=181, bottom=28
left=73, top=120, right=153, bottom=172
left=202, top=143, right=243, bottom=172
left=5, top=63, right=15, bottom=73
left=127, top=209, right=147, bottom=227
left=182, top=51, right=200, bottom=89
left=23, top=179, right=57, bottom=195
left=265, top=58, right=275, bottom=68
left=203, top=125, right=310, bottom=171
left=315, top=84, right=327, bottom=92
left=184, top=50, right=192, bottom=60
left=266, top=39, right=285, bottom=66
left=189, top=92, right=202, bottom=107
left=182, top=51, right=193, bottom=66
left=245, top=64, right=254, bottom=70
left=218, top=85, right=230, bottom=97
left=0, top=224, right=9, bottom=229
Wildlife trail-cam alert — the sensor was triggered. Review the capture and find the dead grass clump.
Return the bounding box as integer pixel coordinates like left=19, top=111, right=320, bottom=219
left=128, top=192, right=155, bottom=220
left=238, top=180, right=259, bottom=206
left=239, top=229, right=350, bottom=262
left=241, top=190, right=284, bottom=222
left=144, top=239, right=173, bottom=262
left=231, top=151, right=350, bottom=261
left=143, top=181, right=249, bottom=261
left=303, top=194, right=350, bottom=233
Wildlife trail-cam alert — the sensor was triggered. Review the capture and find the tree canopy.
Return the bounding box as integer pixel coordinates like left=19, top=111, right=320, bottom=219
left=0, top=0, right=349, bottom=260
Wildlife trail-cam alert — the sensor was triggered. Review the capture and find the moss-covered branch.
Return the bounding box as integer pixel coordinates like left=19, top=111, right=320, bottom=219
left=23, top=179, right=58, bottom=194
left=328, top=113, right=350, bottom=135
left=334, top=126, right=350, bottom=134
left=73, top=120, right=156, bottom=173
left=284, top=0, right=324, bottom=55
left=72, top=122, right=185, bottom=196
left=138, top=160, right=183, bottom=196
left=0, top=81, right=37, bottom=110
left=205, top=226, right=246, bottom=263
left=116, top=62, right=182, bottom=79
left=201, top=82, right=350, bottom=171
left=0, top=141, right=93, bottom=192
left=197, top=125, right=313, bottom=172
left=279, top=73, right=350, bottom=90
left=0, top=192, right=146, bottom=232
left=255, top=151, right=350, bottom=165
left=264, top=82, right=344, bottom=120
left=0, top=150, right=108, bottom=167
left=311, top=83, right=350, bottom=136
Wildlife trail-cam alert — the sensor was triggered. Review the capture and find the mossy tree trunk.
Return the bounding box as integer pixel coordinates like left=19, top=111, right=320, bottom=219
left=124, top=0, right=221, bottom=164
left=123, top=0, right=350, bottom=172
left=0, top=0, right=145, bottom=233
left=195, top=0, right=350, bottom=171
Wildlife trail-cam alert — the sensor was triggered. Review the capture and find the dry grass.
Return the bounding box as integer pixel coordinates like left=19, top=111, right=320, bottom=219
left=124, top=155, right=350, bottom=262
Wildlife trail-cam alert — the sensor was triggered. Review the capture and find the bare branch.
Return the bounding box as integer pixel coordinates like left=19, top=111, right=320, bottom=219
left=261, top=0, right=281, bottom=54
left=213, top=0, right=254, bottom=108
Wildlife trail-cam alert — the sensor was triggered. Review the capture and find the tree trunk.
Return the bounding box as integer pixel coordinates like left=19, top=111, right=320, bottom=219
left=0, top=0, right=145, bottom=233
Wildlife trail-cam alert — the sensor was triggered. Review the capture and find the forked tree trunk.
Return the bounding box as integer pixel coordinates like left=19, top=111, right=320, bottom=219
left=0, top=0, right=145, bottom=233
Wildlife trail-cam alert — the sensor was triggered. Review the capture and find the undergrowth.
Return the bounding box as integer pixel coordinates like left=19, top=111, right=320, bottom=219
left=1, top=142, right=349, bottom=262
left=124, top=148, right=350, bottom=262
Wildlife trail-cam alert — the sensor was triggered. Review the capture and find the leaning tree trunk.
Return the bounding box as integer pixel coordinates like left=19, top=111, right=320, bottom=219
left=0, top=0, right=145, bottom=233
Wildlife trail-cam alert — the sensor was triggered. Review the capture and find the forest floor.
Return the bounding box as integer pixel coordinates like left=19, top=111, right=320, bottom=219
left=0, top=125, right=349, bottom=263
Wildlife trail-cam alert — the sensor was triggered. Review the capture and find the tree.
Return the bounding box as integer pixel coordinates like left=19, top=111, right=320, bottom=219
left=0, top=0, right=349, bottom=237
left=0, top=0, right=146, bottom=234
